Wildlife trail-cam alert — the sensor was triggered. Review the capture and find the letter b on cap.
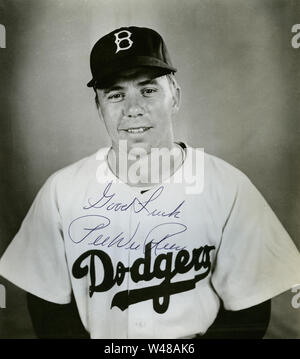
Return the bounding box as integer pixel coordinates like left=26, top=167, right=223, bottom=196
left=0, top=24, right=6, bottom=48
left=114, top=30, right=133, bottom=53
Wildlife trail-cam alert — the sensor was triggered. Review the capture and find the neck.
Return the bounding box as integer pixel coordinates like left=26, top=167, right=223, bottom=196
left=108, top=143, right=184, bottom=187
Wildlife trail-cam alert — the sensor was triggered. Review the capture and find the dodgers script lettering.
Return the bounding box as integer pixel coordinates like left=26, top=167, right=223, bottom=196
left=72, top=243, right=215, bottom=314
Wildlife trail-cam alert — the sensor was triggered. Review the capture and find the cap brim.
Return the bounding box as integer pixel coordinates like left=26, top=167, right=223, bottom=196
left=87, top=79, right=95, bottom=87
left=87, top=56, right=177, bottom=87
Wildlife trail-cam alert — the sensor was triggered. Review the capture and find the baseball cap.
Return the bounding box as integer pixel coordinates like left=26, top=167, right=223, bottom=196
left=87, top=26, right=177, bottom=87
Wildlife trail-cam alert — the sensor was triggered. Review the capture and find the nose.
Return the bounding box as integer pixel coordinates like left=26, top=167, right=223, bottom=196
left=123, top=94, right=144, bottom=118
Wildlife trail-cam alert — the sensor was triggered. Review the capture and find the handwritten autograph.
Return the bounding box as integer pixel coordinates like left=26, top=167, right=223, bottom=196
left=68, top=215, right=187, bottom=255
left=83, top=181, right=185, bottom=219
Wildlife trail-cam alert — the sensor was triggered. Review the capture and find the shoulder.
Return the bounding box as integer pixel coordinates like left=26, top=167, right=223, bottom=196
left=186, top=145, right=251, bottom=187
left=41, top=147, right=109, bottom=194
left=185, top=145, right=257, bottom=213
left=204, top=151, right=257, bottom=202
left=204, top=152, right=248, bottom=183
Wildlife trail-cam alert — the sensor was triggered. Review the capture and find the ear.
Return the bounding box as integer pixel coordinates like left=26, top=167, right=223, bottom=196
left=172, top=86, right=181, bottom=115
left=94, top=89, right=104, bottom=121
left=97, top=105, right=104, bottom=121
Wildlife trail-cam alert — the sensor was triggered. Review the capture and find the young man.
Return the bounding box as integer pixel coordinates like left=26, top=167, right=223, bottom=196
left=0, top=26, right=300, bottom=339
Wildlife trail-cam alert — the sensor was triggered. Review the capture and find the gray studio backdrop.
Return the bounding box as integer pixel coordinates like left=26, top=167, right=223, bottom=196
left=0, top=0, right=299, bottom=338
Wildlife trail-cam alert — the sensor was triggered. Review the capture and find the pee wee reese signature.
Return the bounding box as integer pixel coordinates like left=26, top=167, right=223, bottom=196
left=68, top=214, right=187, bottom=255
left=69, top=181, right=188, bottom=254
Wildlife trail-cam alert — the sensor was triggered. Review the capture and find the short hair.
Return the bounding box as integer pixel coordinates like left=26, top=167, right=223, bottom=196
left=165, top=72, right=180, bottom=100
left=93, top=86, right=100, bottom=109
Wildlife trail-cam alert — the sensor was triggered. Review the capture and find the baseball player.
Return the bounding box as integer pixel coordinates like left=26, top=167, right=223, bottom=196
left=0, top=26, right=300, bottom=339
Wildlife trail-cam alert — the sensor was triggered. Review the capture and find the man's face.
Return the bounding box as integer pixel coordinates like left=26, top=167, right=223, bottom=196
left=96, top=68, right=180, bottom=155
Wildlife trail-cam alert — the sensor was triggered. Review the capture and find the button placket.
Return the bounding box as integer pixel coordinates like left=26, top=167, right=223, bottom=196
left=127, top=192, right=152, bottom=338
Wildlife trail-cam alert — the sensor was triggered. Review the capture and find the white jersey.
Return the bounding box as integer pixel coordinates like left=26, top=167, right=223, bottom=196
left=0, top=145, right=300, bottom=339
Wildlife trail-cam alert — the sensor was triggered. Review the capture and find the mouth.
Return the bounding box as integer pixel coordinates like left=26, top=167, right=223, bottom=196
left=121, top=127, right=152, bottom=134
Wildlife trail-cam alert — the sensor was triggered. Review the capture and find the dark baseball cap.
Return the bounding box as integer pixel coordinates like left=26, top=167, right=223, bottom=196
left=87, top=26, right=177, bottom=87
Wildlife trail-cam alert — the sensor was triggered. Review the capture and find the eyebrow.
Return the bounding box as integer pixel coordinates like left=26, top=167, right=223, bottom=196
left=103, top=86, right=124, bottom=94
left=138, top=78, right=159, bottom=86
left=103, top=78, right=159, bottom=94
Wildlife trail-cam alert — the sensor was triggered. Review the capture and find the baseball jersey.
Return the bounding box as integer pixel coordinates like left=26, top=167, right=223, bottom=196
left=0, top=144, right=300, bottom=339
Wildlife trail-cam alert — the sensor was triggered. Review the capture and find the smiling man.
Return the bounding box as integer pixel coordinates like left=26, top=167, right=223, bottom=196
left=0, top=26, right=300, bottom=339
left=94, top=66, right=183, bottom=187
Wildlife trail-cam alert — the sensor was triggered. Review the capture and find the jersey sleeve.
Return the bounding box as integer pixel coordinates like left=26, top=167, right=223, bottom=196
left=0, top=174, right=72, bottom=304
left=211, top=174, right=300, bottom=311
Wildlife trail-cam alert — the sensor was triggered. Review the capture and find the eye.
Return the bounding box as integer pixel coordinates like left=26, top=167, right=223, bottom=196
left=107, top=92, right=124, bottom=102
left=142, top=87, right=158, bottom=97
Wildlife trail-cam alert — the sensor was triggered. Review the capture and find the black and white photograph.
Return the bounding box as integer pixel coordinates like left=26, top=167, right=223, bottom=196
left=0, top=0, right=300, bottom=340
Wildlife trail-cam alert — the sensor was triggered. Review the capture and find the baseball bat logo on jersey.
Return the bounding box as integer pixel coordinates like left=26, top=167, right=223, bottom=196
left=114, top=30, right=133, bottom=53
left=72, top=243, right=215, bottom=314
